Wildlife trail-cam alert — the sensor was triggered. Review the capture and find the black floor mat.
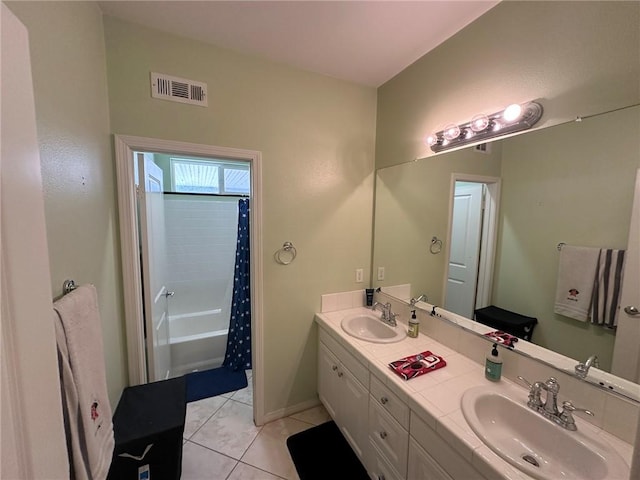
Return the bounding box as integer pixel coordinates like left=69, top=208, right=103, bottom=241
left=286, top=421, right=369, bottom=480
left=185, top=367, right=247, bottom=403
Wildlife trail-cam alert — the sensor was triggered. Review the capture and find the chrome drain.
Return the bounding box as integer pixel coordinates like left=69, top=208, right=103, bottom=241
left=522, top=454, right=540, bottom=468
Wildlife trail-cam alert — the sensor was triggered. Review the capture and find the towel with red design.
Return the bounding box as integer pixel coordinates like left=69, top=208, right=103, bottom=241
left=388, top=350, right=446, bottom=380
left=484, top=330, right=518, bottom=347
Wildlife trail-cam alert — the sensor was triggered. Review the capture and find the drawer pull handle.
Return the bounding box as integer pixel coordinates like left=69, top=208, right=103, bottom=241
left=332, top=365, right=338, bottom=371
left=380, top=396, right=388, bottom=405
left=337, top=372, right=343, bottom=377
left=378, top=476, right=386, bottom=480
left=379, top=431, right=387, bottom=440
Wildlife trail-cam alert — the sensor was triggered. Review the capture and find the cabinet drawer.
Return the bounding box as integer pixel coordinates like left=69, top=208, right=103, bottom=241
left=368, top=441, right=404, bottom=480
left=370, top=375, right=409, bottom=429
left=319, top=328, right=369, bottom=388
left=369, top=399, right=408, bottom=477
left=410, top=412, right=486, bottom=480
left=408, top=438, right=452, bottom=480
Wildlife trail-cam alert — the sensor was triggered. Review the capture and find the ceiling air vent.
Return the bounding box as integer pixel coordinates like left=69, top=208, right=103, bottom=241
left=150, top=72, right=208, bottom=107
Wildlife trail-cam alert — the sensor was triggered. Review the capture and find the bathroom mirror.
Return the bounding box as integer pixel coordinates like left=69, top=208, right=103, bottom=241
left=372, top=104, right=640, bottom=396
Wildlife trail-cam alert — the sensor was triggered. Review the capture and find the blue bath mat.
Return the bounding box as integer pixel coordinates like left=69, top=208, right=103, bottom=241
left=185, top=366, right=247, bottom=403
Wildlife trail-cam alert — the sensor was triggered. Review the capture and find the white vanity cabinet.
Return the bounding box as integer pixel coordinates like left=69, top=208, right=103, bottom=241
left=317, top=329, right=369, bottom=461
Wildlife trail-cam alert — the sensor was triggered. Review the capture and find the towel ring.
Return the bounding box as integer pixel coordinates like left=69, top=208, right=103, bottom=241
left=63, top=279, right=77, bottom=295
left=429, top=236, right=443, bottom=254
left=275, top=242, right=297, bottom=265
left=557, top=242, right=566, bottom=251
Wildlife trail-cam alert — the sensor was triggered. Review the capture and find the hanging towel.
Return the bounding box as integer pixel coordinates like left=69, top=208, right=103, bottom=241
left=553, top=245, right=600, bottom=322
left=591, top=248, right=626, bottom=328
left=54, top=284, right=114, bottom=480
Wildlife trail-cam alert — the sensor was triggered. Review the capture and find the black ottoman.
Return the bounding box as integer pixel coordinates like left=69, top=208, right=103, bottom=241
left=107, top=376, right=186, bottom=480
left=474, top=305, right=538, bottom=341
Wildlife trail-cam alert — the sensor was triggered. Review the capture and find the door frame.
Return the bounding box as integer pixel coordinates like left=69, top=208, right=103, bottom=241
left=114, top=135, right=265, bottom=424
left=442, top=173, right=501, bottom=315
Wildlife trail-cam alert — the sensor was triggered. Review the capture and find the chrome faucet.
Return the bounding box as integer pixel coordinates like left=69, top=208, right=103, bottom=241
left=410, top=294, right=428, bottom=306
left=372, top=301, right=398, bottom=327
left=518, top=376, right=594, bottom=431
left=574, top=354, right=599, bottom=379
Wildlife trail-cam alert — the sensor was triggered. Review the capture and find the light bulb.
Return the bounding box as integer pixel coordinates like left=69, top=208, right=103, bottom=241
left=443, top=124, right=461, bottom=141
left=464, top=128, right=474, bottom=139
left=425, top=134, right=439, bottom=146
left=470, top=114, right=489, bottom=132
left=503, top=103, right=523, bottom=122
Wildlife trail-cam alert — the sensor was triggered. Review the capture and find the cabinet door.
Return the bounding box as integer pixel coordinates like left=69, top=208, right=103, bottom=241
left=408, top=438, right=453, bottom=480
left=340, top=364, right=369, bottom=460
left=318, top=341, right=340, bottom=420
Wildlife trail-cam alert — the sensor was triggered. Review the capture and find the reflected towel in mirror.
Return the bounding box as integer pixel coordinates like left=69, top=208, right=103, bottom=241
left=553, top=245, right=600, bottom=322
left=591, top=248, right=626, bottom=328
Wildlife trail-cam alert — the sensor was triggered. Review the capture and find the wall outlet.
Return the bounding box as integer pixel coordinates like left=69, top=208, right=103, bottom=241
left=377, top=266, right=385, bottom=281
left=355, top=268, right=364, bottom=283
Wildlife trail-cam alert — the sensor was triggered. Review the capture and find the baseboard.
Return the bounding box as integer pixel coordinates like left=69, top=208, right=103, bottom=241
left=261, top=397, right=323, bottom=424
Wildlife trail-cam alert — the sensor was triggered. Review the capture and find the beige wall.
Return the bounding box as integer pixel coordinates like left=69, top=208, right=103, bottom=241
left=6, top=1, right=127, bottom=407
left=376, top=1, right=640, bottom=170
left=103, top=17, right=377, bottom=415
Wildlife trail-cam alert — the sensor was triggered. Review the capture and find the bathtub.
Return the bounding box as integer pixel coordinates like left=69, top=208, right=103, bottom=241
left=169, top=309, right=228, bottom=377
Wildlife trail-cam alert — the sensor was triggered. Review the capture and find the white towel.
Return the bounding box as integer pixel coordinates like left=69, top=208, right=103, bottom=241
left=553, top=245, right=600, bottom=322
left=591, top=248, right=626, bottom=328
left=54, top=284, right=114, bottom=480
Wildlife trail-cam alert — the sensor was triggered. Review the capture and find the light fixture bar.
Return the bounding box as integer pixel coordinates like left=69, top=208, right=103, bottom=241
left=426, top=101, right=543, bottom=153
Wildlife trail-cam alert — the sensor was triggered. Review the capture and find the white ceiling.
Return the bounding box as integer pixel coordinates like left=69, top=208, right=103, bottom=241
left=97, top=1, right=500, bottom=87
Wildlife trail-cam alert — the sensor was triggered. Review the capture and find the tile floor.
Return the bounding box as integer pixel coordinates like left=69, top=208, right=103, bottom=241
left=181, top=371, right=332, bottom=480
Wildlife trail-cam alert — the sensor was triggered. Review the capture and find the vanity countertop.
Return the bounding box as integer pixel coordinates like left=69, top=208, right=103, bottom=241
left=315, top=306, right=634, bottom=480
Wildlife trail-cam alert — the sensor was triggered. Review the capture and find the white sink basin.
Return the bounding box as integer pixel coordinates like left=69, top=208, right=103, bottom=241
left=461, top=385, right=629, bottom=480
left=340, top=313, right=406, bottom=343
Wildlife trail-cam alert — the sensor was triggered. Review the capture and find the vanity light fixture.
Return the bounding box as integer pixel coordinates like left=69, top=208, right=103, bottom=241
left=425, top=101, right=543, bottom=153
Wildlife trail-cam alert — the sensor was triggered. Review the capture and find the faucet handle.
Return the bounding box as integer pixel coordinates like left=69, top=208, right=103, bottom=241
left=517, top=375, right=532, bottom=388
left=560, top=400, right=594, bottom=430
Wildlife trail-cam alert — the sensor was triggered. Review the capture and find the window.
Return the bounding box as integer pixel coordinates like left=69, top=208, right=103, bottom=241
left=170, top=158, right=250, bottom=194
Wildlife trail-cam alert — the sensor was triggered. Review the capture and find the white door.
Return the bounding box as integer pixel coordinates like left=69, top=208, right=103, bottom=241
left=1, top=5, right=68, bottom=477
left=445, top=182, right=484, bottom=318
left=611, top=169, right=640, bottom=382
left=138, top=153, right=172, bottom=381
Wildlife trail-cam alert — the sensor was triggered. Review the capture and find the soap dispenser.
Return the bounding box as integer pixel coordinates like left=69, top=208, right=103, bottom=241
left=485, top=343, right=502, bottom=381
left=408, top=310, right=419, bottom=338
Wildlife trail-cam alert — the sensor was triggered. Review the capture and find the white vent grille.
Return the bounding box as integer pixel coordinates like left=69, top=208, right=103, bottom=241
left=150, top=72, right=208, bottom=107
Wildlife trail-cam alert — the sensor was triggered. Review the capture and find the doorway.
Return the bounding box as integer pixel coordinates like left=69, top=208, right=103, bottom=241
left=114, top=135, right=265, bottom=425
left=443, top=174, right=501, bottom=319
left=135, top=152, right=251, bottom=381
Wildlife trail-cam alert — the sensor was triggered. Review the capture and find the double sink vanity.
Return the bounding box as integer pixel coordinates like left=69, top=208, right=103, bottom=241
left=315, top=294, right=634, bottom=480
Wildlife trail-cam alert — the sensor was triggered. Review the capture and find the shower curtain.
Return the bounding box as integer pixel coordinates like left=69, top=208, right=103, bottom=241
left=223, top=198, right=252, bottom=371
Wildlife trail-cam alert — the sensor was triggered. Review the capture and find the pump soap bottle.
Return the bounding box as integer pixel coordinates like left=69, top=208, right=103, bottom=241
left=485, top=344, right=502, bottom=381
left=408, top=310, right=419, bottom=338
